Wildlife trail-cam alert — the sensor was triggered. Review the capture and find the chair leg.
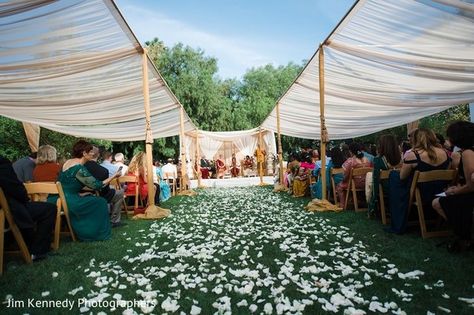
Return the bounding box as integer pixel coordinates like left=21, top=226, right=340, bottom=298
left=63, top=212, right=76, bottom=242
left=352, top=182, right=359, bottom=212
left=5, top=212, right=32, bottom=264
left=0, top=210, right=4, bottom=275
left=344, top=184, right=351, bottom=210
left=379, top=185, right=387, bottom=225
left=52, top=202, right=61, bottom=251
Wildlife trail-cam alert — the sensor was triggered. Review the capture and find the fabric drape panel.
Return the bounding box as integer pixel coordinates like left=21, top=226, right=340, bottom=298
left=22, top=122, right=40, bottom=152
left=0, top=0, right=197, bottom=141
left=262, top=131, right=277, bottom=157
left=261, top=0, right=474, bottom=140
left=198, top=137, right=223, bottom=161
left=233, top=135, right=258, bottom=157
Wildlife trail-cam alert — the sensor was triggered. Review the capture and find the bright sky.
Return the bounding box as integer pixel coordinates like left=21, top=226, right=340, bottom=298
left=116, top=0, right=356, bottom=79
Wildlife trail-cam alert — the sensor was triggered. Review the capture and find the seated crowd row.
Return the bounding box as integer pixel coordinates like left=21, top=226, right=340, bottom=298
left=0, top=141, right=183, bottom=262
left=283, top=121, right=474, bottom=252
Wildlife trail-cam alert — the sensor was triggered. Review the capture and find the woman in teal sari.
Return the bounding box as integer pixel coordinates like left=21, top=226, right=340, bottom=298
left=311, top=147, right=345, bottom=199
left=368, top=135, right=402, bottom=218
left=155, top=162, right=171, bottom=202
left=59, top=140, right=120, bottom=241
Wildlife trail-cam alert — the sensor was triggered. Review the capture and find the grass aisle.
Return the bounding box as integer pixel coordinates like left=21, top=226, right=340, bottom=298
left=1, top=186, right=473, bottom=314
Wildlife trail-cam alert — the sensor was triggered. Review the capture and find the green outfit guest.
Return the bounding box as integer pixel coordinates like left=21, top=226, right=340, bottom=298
left=59, top=140, right=120, bottom=241
left=368, top=135, right=402, bottom=215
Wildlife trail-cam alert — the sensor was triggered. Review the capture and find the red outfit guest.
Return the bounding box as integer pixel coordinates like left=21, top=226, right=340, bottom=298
left=33, top=145, right=61, bottom=182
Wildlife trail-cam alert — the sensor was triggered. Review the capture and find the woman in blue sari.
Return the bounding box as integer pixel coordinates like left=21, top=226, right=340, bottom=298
left=155, top=162, right=171, bottom=202
left=311, top=147, right=345, bottom=199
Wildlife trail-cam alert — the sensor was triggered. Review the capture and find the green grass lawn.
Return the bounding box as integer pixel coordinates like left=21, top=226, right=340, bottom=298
left=1, top=186, right=473, bottom=314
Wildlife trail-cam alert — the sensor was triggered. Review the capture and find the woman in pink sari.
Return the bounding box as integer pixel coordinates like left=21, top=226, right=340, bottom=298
left=336, top=143, right=372, bottom=208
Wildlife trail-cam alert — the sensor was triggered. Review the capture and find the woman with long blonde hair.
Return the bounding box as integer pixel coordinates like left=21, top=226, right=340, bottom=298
left=391, top=128, right=451, bottom=234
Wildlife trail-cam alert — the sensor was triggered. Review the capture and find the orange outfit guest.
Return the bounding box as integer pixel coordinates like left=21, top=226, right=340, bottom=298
left=33, top=145, right=61, bottom=182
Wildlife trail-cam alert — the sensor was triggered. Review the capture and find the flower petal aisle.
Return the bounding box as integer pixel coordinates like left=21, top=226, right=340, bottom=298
left=1, top=187, right=473, bottom=314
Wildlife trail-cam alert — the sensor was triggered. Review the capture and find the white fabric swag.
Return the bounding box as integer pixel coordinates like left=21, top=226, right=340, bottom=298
left=261, top=0, right=474, bottom=140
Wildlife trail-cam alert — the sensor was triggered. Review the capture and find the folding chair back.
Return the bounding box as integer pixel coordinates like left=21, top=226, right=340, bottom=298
left=118, top=175, right=140, bottom=212
left=25, top=182, right=76, bottom=245
left=0, top=188, right=32, bottom=275
left=330, top=167, right=344, bottom=204
left=163, top=172, right=176, bottom=196
left=409, top=170, right=456, bottom=239
left=345, top=167, right=373, bottom=212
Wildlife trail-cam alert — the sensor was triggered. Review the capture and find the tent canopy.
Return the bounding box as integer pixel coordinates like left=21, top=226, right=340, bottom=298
left=0, top=0, right=196, bottom=141
left=261, top=0, right=474, bottom=140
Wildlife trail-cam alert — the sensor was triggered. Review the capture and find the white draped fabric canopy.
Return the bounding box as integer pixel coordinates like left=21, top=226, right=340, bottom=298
left=184, top=129, right=277, bottom=167
left=261, top=0, right=474, bottom=140
left=0, top=0, right=197, bottom=141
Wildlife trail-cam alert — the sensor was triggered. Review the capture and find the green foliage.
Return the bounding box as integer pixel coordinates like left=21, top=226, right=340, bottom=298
left=0, top=117, right=30, bottom=161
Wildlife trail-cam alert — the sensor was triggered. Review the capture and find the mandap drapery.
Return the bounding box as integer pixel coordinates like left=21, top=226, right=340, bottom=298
left=183, top=129, right=277, bottom=178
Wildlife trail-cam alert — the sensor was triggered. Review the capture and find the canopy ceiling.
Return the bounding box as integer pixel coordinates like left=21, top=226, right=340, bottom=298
left=261, top=0, right=474, bottom=140
left=0, top=0, right=197, bottom=141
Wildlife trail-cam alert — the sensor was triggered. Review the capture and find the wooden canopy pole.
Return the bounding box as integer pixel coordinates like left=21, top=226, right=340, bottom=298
left=195, top=130, right=202, bottom=187
left=258, top=127, right=264, bottom=185
left=178, top=106, right=189, bottom=193
left=276, top=103, right=285, bottom=187
left=319, top=44, right=328, bottom=200
left=138, top=49, right=170, bottom=219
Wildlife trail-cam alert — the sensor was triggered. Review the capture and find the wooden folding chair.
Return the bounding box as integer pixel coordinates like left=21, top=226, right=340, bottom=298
left=408, top=170, right=456, bottom=239
left=164, top=172, right=177, bottom=196
left=24, top=182, right=76, bottom=248
left=118, top=175, right=140, bottom=213
left=330, top=167, right=344, bottom=205
left=344, top=167, right=373, bottom=212
left=378, top=170, right=391, bottom=225
left=0, top=188, right=32, bottom=275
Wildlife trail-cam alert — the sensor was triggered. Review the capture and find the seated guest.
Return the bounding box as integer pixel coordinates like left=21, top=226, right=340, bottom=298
left=84, top=146, right=125, bottom=228
left=230, top=154, right=240, bottom=177
left=126, top=152, right=160, bottom=206
left=293, top=166, right=309, bottom=197
left=395, top=128, right=451, bottom=234
left=155, top=161, right=171, bottom=202
left=368, top=135, right=402, bottom=215
left=242, top=155, right=254, bottom=177
left=33, top=145, right=61, bottom=182
left=114, top=153, right=129, bottom=176
left=13, top=152, right=37, bottom=183
left=0, top=156, right=56, bottom=261
left=100, top=150, right=119, bottom=177
left=311, top=147, right=345, bottom=199
left=286, top=153, right=301, bottom=194
left=432, top=121, right=474, bottom=252
left=162, top=158, right=178, bottom=180
left=216, top=155, right=226, bottom=179
left=200, top=156, right=211, bottom=179
left=336, top=142, right=372, bottom=208
left=362, top=143, right=375, bottom=164
left=59, top=140, right=120, bottom=241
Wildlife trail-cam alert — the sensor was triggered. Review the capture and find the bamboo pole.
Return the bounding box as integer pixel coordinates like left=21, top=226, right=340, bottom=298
left=179, top=106, right=188, bottom=193
left=319, top=45, right=328, bottom=200
left=276, top=103, right=285, bottom=187
left=258, top=127, right=264, bottom=185
left=195, top=130, right=202, bottom=187
left=139, top=49, right=170, bottom=219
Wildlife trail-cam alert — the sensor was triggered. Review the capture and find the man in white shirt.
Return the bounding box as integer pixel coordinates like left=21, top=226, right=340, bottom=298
left=162, top=158, right=178, bottom=179
left=100, top=151, right=119, bottom=177
left=114, top=153, right=129, bottom=176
